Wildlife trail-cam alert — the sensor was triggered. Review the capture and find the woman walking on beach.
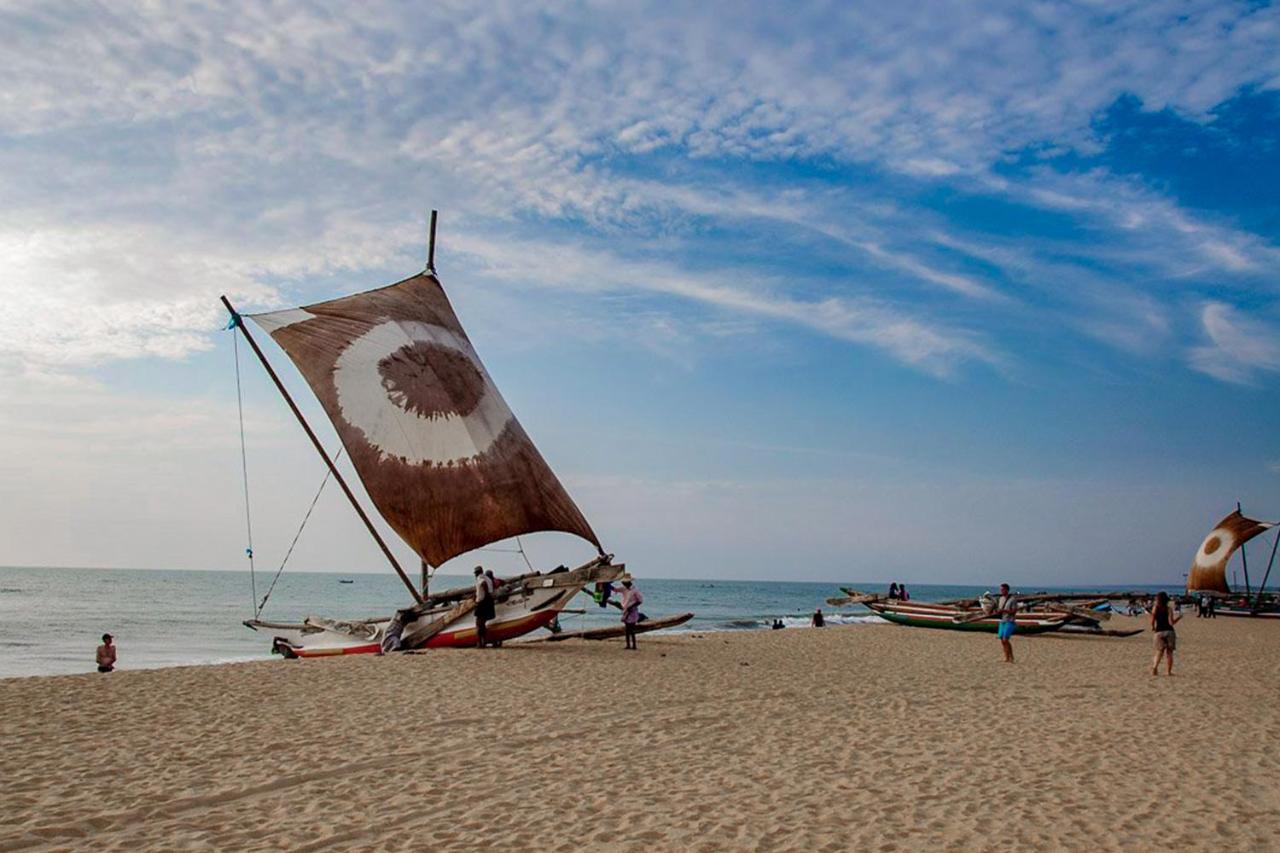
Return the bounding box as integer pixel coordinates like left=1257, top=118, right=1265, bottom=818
left=1150, top=591, right=1181, bottom=676
left=618, top=575, right=643, bottom=650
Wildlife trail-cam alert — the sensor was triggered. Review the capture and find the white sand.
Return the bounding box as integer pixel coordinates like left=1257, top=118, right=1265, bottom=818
left=2, top=614, right=1278, bottom=850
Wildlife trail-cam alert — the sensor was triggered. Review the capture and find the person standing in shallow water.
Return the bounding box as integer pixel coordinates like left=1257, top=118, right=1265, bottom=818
left=618, top=575, right=643, bottom=650
left=996, top=583, right=1017, bottom=663
left=96, top=634, right=116, bottom=672
left=1150, top=591, right=1181, bottom=676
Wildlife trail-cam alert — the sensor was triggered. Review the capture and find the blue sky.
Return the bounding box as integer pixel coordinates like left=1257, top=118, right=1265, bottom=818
left=1, top=1, right=1279, bottom=586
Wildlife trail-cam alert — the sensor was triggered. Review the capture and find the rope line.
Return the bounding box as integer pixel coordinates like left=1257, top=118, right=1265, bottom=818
left=233, top=330, right=257, bottom=617
left=256, top=447, right=344, bottom=618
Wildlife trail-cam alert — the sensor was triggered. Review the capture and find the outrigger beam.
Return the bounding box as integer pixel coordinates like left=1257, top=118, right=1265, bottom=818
left=221, top=295, right=425, bottom=606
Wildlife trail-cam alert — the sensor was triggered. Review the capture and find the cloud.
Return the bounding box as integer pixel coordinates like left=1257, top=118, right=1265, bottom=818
left=449, top=232, right=1000, bottom=376
left=0, top=0, right=1277, bottom=387
left=1188, top=302, right=1280, bottom=384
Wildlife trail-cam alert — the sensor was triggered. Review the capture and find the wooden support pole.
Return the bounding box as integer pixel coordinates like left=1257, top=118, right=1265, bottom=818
left=1253, top=529, right=1280, bottom=613
left=1239, top=501, right=1252, bottom=596
left=221, top=295, right=424, bottom=606
left=427, top=210, right=438, bottom=272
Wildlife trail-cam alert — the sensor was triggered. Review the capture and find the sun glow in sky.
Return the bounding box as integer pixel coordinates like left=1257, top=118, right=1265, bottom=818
left=1, top=2, right=1278, bottom=585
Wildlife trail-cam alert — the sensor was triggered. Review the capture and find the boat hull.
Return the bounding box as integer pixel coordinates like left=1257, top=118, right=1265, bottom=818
left=248, top=566, right=618, bottom=657
left=866, top=601, right=1068, bottom=635
left=1216, top=607, right=1280, bottom=619
left=530, top=612, right=695, bottom=642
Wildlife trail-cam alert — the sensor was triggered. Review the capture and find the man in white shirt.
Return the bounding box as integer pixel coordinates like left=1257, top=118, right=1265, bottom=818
left=996, top=583, right=1018, bottom=663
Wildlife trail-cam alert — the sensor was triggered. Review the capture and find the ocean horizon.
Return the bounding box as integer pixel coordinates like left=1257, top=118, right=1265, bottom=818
left=0, top=565, right=1184, bottom=679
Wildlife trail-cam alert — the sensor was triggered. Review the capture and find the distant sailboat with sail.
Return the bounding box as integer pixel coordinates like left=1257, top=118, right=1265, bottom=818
left=1187, top=505, right=1280, bottom=618
left=223, top=212, right=626, bottom=657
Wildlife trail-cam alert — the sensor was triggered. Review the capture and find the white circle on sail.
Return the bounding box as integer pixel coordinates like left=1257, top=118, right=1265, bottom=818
left=1194, top=529, right=1235, bottom=569
left=333, top=320, right=514, bottom=466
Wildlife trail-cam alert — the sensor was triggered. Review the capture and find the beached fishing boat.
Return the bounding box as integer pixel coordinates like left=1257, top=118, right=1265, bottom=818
left=223, top=212, right=635, bottom=657
left=830, top=588, right=1147, bottom=636
left=527, top=612, right=696, bottom=643
left=863, top=599, right=1070, bottom=634
left=1186, top=505, right=1280, bottom=618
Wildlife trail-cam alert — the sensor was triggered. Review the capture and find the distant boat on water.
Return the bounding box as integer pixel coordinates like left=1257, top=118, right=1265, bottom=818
left=338, top=579, right=354, bottom=584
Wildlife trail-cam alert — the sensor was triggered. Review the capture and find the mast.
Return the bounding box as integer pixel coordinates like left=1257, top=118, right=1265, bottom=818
left=1253, top=529, right=1279, bottom=613
left=1239, top=501, right=1252, bottom=596
left=221, top=295, right=425, bottom=606
left=427, top=209, right=438, bottom=273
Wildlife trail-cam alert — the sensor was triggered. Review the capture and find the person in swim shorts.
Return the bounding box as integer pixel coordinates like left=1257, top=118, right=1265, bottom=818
left=996, top=583, right=1017, bottom=663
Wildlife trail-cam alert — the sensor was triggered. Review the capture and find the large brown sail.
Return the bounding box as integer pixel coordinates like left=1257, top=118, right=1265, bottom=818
left=248, top=273, right=602, bottom=567
left=1187, top=509, right=1273, bottom=594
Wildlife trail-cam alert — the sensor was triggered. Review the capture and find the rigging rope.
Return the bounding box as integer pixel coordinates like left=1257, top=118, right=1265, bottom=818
left=232, top=330, right=258, bottom=617
left=255, top=447, right=344, bottom=618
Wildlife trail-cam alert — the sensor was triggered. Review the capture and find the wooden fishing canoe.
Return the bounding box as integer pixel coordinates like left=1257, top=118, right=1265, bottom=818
left=528, top=612, right=695, bottom=642
left=865, top=601, right=1068, bottom=634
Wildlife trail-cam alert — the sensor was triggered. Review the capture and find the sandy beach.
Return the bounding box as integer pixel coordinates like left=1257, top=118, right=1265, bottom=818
left=2, top=615, right=1278, bottom=851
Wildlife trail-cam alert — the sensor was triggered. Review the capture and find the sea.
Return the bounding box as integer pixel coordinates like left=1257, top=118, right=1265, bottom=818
left=0, top=566, right=1180, bottom=679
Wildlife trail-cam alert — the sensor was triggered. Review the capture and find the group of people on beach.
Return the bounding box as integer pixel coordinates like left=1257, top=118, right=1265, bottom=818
left=1194, top=594, right=1218, bottom=618
left=980, top=584, right=1182, bottom=674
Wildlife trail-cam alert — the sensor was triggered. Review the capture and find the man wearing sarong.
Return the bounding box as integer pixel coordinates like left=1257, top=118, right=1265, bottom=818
left=474, top=566, right=495, bottom=648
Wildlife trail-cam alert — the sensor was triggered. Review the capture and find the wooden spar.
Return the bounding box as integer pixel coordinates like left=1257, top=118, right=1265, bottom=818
left=401, top=597, right=476, bottom=649
left=1239, top=501, right=1252, bottom=596
left=1252, top=529, right=1280, bottom=613
left=426, top=209, right=438, bottom=273
left=421, top=558, right=430, bottom=598
left=421, top=555, right=615, bottom=606
left=221, top=295, right=425, bottom=606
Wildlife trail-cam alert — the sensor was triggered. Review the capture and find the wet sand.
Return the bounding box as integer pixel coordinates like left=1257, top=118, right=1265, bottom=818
left=1, top=614, right=1278, bottom=850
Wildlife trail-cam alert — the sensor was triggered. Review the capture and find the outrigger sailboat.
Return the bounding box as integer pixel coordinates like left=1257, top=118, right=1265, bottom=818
left=223, top=212, right=626, bottom=657
left=1187, top=505, right=1280, bottom=618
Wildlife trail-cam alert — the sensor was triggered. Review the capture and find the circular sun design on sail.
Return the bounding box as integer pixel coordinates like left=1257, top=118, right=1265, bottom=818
left=378, top=341, right=487, bottom=419
left=333, top=321, right=515, bottom=466
left=1194, top=529, right=1234, bottom=569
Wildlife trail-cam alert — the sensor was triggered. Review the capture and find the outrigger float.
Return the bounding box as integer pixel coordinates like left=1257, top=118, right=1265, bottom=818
left=225, top=212, right=687, bottom=658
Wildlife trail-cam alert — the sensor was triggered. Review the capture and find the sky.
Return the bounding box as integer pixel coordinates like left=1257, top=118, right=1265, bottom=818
left=2, top=1, right=1279, bottom=587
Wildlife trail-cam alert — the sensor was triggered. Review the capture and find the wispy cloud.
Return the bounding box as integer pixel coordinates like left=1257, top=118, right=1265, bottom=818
left=1188, top=302, right=1280, bottom=384
left=449, top=232, right=1000, bottom=376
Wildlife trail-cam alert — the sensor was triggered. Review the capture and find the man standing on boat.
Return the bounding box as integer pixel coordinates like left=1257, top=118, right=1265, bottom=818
left=996, top=583, right=1018, bottom=663
left=474, top=566, right=495, bottom=648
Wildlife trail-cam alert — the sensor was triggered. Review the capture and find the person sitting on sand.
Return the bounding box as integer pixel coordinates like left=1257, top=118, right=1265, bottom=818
left=618, top=575, right=643, bottom=650
left=811, top=609, right=825, bottom=628
left=772, top=619, right=784, bottom=630
left=996, top=583, right=1017, bottom=663
left=1150, top=590, right=1182, bottom=676
left=898, top=583, right=909, bottom=602
left=474, top=566, right=495, bottom=648
left=887, top=582, right=900, bottom=600
left=96, top=634, right=116, bottom=673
